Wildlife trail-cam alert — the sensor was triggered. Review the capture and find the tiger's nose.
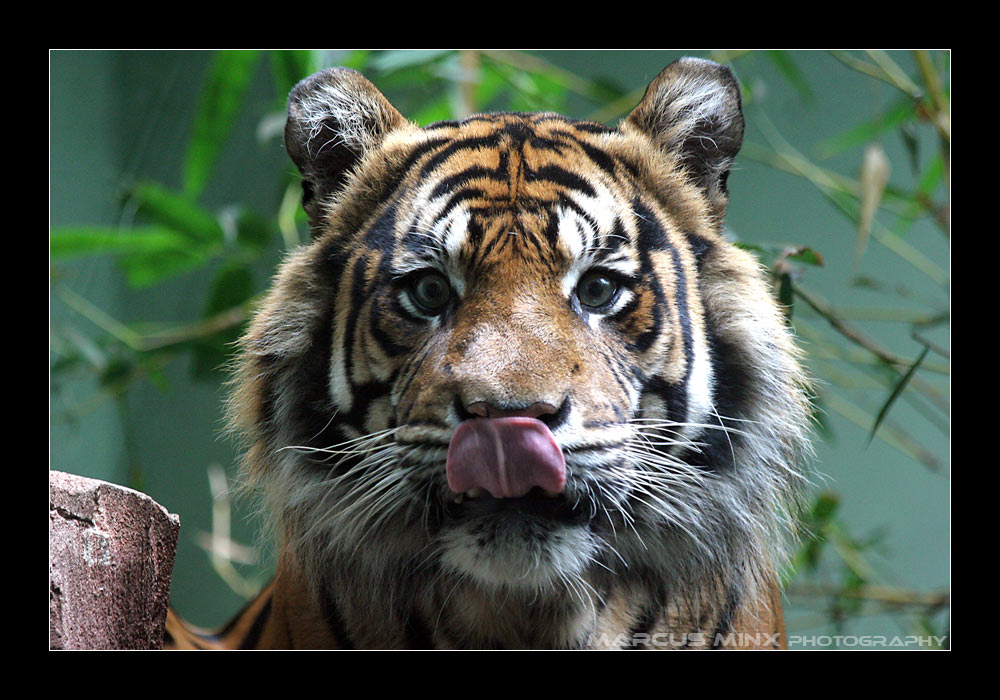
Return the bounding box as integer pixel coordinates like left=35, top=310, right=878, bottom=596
left=465, top=401, right=558, bottom=420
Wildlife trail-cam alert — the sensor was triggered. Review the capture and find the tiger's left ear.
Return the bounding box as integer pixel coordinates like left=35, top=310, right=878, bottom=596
left=624, top=58, right=744, bottom=213
left=284, top=68, right=410, bottom=230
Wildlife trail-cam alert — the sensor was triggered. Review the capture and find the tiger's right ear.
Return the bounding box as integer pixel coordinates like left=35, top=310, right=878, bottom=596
left=623, top=58, right=744, bottom=216
left=284, top=68, right=409, bottom=229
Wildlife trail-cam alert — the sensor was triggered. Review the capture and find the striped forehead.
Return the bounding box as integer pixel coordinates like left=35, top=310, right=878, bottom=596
left=389, top=115, right=639, bottom=275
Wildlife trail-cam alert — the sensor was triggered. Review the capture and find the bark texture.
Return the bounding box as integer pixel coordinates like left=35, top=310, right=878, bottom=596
left=49, top=470, right=180, bottom=650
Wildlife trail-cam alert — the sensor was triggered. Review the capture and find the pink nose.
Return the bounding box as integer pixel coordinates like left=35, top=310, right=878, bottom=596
left=465, top=401, right=557, bottom=420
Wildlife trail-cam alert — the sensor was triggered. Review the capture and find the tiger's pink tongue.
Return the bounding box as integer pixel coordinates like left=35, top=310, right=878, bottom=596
left=446, top=417, right=566, bottom=499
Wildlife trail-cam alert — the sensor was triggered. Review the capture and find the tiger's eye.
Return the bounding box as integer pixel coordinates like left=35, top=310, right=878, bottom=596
left=576, top=271, right=619, bottom=309
left=411, top=271, right=451, bottom=312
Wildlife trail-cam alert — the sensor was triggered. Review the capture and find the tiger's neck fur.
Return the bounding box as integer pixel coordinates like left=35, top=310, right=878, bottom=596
left=167, top=555, right=785, bottom=649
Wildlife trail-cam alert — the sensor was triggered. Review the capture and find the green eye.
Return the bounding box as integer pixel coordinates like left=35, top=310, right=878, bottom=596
left=410, top=271, right=451, bottom=313
left=576, top=271, right=619, bottom=309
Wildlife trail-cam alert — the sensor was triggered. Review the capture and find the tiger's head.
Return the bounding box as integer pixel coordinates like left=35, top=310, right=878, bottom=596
left=231, top=58, right=812, bottom=647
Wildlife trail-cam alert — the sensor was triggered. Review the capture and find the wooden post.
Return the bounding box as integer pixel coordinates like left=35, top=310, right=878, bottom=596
left=49, top=471, right=180, bottom=650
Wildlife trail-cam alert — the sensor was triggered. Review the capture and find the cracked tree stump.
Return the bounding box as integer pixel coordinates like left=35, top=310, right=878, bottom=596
left=49, top=470, right=181, bottom=650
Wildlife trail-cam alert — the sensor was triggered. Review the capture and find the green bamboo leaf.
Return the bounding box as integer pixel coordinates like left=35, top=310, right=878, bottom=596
left=867, top=345, right=931, bottom=445
left=51, top=226, right=190, bottom=259
left=811, top=393, right=835, bottom=441
left=778, top=271, right=795, bottom=317
left=129, top=181, right=224, bottom=243
left=900, top=122, right=921, bottom=174
left=890, top=153, right=946, bottom=237
left=517, top=72, right=568, bottom=112
left=119, top=244, right=216, bottom=288
left=339, top=50, right=372, bottom=71
left=98, top=356, right=133, bottom=390
left=732, top=242, right=769, bottom=258
left=916, top=153, right=945, bottom=196
left=269, top=50, right=320, bottom=99
left=473, top=64, right=509, bottom=111
left=184, top=50, right=261, bottom=198
left=191, top=261, right=254, bottom=377
left=743, top=118, right=947, bottom=285
left=234, top=208, right=274, bottom=252
left=205, top=261, right=255, bottom=316
left=865, top=50, right=923, bottom=100
left=766, top=50, right=813, bottom=103
left=141, top=359, right=171, bottom=393
left=810, top=491, right=841, bottom=523
left=818, top=98, right=915, bottom=159
left=794, top=492, right=840, bottom=572
left=370, top=49, right=452, bottom=73
left=411, top=94, right=455, bottom=126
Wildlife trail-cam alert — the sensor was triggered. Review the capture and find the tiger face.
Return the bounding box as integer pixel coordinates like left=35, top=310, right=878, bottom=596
left=232, top=58, right=811, bottom=647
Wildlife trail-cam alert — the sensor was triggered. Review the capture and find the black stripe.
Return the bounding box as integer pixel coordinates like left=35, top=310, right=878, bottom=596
left=419, top=134, right=502, bottom=179
left=531, top=165, right=596, bottom=198
left=573, top=121, right=613, bottom=135
left=555, top=193, right=602, bottom=243
left=337, top=382, right=393, bottom=436
left=633, top=201, right=694, bottom=426
left=630, top=204, right=667, bottom=355
left=695, top=324, right=749, bottom=472
left=318, top=589, right=355, bottom=650
left=683, top=229, right=714, bottom=264
left=463, top=216, right=486, bottom=254
left=314, top=233, right=352, bottom=277
left=363, top=199, right=400, bottom=251
left=436, top=187, right=488, bottom=222
left=423, top=119, right=459, bottom=130
left=607, top=290, right=641, bottom=324
left=213, top=589, right=271, bottom=638
left=670, top=229, right=749, bottom=472
left=370, top=297, right=415, bottom=357
left=575, top=139, right=619, bottom=179
left=399, top=135, right=451, bottom=175
left=598, top=346, right=636, bottom=411
left=528, top=134, right=567, bottom=156
left=623, top=599, right=664, bottom=650
left=429, top=166, right=502, bottom=200
left=339, top=255, right=370, bottom=402
left=237, top=597, right=273, bottom=650
left=666, top=237, right=694, bottom=412
left=460, top=114, right=509, bottom=126
left=710, top=586, right=742, bottom=649
left=477, top=226, right=529, bottom=266
left=393, top=339, right=438, bottom=424
left=602, top=216, right=629, bottom=253
left=403, top=611, right=436, bottom=649
left=285, top=310, right=340, bottom=452
left=253, top=237, right=346, bottom=447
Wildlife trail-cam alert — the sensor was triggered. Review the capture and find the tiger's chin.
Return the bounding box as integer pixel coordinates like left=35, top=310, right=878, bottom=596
left=437, top=494, right=598, bottom=591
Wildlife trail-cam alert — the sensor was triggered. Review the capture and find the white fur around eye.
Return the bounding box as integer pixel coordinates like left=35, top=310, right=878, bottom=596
left=441, top=209, right=471, bottom=262
left=583, top=287, right=634, bottom=330
left=556, top=201, right=639, bottom=305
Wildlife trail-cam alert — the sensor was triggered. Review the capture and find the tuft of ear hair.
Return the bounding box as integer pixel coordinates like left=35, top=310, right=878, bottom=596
left=624, top=58, right=744, bottom=214
left=284, top=68, right=409, bottom=230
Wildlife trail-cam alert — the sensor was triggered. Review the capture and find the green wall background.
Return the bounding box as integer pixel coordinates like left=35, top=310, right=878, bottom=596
left=50, top=50, right=949, bottom=647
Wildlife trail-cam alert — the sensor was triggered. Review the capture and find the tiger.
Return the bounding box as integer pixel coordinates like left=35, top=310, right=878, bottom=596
left=165, top=56, right=812, bottom=650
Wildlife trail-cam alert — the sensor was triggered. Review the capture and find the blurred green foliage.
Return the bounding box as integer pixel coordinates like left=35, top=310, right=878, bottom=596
left=49, top=50, right=949, bottom=648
